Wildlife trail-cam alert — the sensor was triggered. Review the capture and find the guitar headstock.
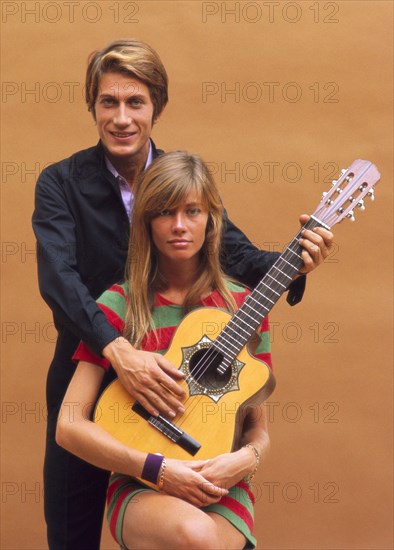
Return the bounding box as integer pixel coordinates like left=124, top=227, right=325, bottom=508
left=312, top=160, right=381, bottom=229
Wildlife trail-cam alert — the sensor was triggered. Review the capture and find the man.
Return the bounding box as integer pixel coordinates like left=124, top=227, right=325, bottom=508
left=32, top=39, right=333, bottom=550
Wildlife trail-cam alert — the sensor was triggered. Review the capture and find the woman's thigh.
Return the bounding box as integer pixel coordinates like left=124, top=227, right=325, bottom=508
left=122, top=491, right=224, bottom=550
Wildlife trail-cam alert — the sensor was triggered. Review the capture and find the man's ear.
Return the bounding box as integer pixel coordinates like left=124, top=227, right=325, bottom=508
left=90, top=107, right=97, bottom=123
left=153, top=105, right=165, bottom=126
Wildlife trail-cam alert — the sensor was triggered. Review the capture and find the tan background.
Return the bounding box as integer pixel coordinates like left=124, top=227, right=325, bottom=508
left=1, top=1, right=393, bottom=548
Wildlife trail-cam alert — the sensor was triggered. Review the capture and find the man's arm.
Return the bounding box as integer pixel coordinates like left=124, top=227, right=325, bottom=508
left=32, top=165, right=119, bottom=354
left=221, top=211, right=306, bottom=305
left=33, top=168, right=185, bottom=417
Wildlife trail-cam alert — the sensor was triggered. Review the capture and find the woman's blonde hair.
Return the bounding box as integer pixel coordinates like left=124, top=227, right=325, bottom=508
left=124, top=151, right=237, bottom=347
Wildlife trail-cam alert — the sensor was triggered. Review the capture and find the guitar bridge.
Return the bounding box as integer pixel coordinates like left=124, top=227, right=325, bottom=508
left=132, top=402, right=201, bottom=456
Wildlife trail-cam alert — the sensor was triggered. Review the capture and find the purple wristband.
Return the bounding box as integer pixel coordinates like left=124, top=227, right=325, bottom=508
left=141, top=453, right=164, bottom=484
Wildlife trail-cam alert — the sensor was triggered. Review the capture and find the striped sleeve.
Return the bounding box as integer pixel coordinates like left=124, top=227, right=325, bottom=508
left=72, top=284, right=128, bottom=370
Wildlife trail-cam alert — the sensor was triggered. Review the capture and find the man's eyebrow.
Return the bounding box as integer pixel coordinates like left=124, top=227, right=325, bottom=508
left=97, top=91, right=148, bottom=99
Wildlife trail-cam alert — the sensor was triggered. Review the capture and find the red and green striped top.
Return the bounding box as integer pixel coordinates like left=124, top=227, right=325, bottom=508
left=73, top=280, right=272, bottom=370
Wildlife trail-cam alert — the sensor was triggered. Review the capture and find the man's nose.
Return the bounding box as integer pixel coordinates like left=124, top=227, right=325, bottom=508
left=113, top=104, right=131, bottom=126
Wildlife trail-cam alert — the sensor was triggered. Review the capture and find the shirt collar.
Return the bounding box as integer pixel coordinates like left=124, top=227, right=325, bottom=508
left=104, top=140, right=153, bottom=182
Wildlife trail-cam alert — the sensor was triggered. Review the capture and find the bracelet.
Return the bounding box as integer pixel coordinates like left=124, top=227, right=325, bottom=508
left=141, top=453, right=164, bottom=485
left=244, top=444, right=260, bottom=481
left=157, top=457, right=167, bottom=491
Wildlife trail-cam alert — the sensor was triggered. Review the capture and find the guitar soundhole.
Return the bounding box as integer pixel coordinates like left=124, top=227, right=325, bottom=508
left=188, top=349, right=231, bottom=391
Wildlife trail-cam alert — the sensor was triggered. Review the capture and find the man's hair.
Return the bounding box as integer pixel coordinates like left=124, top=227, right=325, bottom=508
left=85, top=39, right=168, bottom=120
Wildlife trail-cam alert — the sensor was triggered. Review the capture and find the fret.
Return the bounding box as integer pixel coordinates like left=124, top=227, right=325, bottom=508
left=266, top=273, right=287, bottom=288
left=243, top=299, right=270, bottom=315
left=237, top=308, right=267, bottom=325
left=229, top=313, right=256, bottom=331
left=255, top=284, right=280, bottom=298
left=249, top=293, right=275, bottom=306
left=271, top=265, right=293, bottom=281
left=216, top=333, right=241, bottom=354
left=286, top=247, right=302, bottom=259
left=224, top=321, right=252, bottom=338
left=212, top=343, right=234, bottom=361
left=279, top=257, right=298, bottom=271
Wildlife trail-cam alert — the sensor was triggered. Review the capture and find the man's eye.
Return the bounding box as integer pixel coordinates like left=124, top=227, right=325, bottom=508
left=101, top=98, right=115, bottom=106
left=130, top=98, right=143, bottom=107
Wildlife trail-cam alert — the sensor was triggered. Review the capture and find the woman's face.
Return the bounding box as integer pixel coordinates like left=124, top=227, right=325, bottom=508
left=150, top=192, right=209, bottom=267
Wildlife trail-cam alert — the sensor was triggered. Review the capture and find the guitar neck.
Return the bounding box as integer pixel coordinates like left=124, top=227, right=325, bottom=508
left=212, top=159, right=380, bottom=375
left=213, top=216, right=328, bottom=368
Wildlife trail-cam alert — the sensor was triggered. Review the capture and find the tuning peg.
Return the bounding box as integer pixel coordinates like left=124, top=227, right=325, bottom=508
left=357, top=199, right=365, bottom=210
left=336, top=188, right=343, bottom=194
left=346, top=210, right=355, bottom=222
left=341, top=168, right=347, bottom=174
left=367, top=189, right=375, bottom=201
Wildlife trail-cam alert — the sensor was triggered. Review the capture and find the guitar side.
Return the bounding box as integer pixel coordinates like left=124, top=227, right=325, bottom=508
left=95, top=307, right=275, bottom=464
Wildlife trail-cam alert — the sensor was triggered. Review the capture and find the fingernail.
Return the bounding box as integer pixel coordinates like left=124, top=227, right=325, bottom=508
left=178, top=406, right=186, bottom=414
left=168, top=410, right=176, bottom=418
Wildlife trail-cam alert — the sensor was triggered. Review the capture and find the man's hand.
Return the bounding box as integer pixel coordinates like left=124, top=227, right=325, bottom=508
left=298, top=214, right=334, bottom=274
left=103, top=337, right=186, bottom=418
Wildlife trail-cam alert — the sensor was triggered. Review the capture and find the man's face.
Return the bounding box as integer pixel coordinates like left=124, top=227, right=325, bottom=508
left=94, top=72, right=155, bottom=163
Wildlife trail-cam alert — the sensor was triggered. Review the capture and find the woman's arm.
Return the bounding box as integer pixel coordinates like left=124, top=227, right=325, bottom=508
left=198, top=403, right=270, bottom=488
left=56, top=361, right=146, bottom=476
left=56, top=361, right=227, bottom=506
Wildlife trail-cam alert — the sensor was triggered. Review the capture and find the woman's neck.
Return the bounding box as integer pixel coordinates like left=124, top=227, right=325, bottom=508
left=157, top=259, right=207, bottom=304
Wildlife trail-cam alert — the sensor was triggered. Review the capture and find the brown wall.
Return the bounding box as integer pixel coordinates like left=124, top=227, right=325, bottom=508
left=1, top=1, right=393, bottom=548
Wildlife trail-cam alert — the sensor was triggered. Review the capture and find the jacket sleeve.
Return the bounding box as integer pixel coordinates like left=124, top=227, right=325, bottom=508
left=221, top=210, right=306, bottom=306
left=32, top=166, right=120, bottom=355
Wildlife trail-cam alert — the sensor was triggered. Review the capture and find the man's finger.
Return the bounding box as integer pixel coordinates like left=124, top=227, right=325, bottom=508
left=157, top=356, right=185, bottom=378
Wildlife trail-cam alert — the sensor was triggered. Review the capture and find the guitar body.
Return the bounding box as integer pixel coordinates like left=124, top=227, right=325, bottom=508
left=95, top=307, right=275, bottom=467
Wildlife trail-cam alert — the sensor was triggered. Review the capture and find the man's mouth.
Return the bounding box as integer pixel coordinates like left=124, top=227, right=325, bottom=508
left=111, top=131, right=135, bottom=138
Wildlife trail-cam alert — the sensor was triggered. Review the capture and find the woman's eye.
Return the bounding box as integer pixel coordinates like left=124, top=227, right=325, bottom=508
left=158, top=209, right=171, bottom=216
left=187, top=208, right=200, bottom=216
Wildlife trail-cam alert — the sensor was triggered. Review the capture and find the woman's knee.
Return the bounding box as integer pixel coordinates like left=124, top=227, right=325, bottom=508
left=173, top=515, right=221, bottom=550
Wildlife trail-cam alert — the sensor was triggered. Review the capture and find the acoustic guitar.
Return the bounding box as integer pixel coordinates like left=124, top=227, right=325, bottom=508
left=94, top=159, right=380, bottom=475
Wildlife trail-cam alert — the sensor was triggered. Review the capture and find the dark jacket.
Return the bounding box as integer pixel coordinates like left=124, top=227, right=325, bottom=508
left=32, top=141, right=305, bottom=359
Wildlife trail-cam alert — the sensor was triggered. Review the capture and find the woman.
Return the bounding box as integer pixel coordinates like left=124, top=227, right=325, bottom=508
left=56, top=151, right=272, bottom=549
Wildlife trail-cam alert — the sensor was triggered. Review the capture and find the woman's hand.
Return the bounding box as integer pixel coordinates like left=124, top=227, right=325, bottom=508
left=198, top=447, right=256, bottom=489
left=161, top=458, right=228, bottom=507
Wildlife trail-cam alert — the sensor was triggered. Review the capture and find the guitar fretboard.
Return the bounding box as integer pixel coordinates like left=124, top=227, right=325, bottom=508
left=212, top=217, right=327, bottom=374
